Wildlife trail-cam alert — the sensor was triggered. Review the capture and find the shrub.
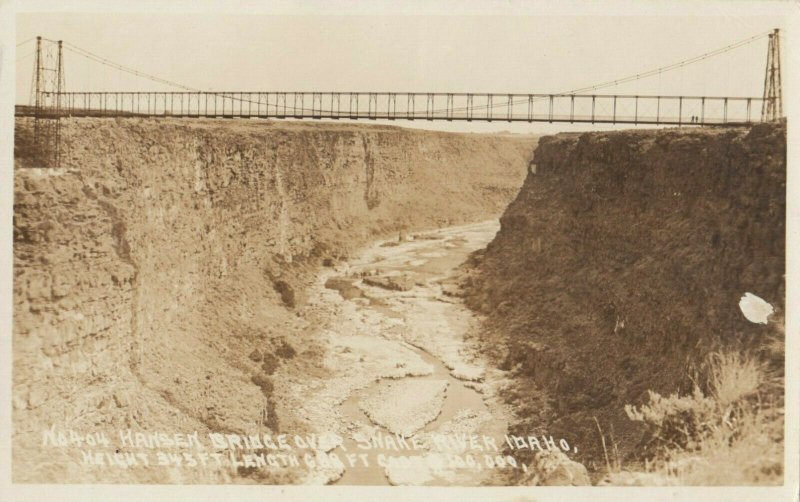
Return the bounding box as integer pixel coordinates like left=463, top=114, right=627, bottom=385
left=623, top=348, right=782, bottom=485
left=625, top=386, right=716, bottom=454
left=261, top=353, right=280, bottom=375
left=275, top=340, right=296, bottom=359
left=704, top=351, right=763, bottom=410
left=273, top=280, right=295, bottom=308
left=251, top=373, right=274, bottom=397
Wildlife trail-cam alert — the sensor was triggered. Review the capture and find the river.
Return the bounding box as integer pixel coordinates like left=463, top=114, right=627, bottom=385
left=284, top=220, right=514, bottom=486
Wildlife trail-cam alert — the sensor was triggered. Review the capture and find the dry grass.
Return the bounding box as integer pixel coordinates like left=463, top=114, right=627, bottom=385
left=705, top=351, right=763, bottom=409
left=621, top=346, right=784, bottom=485
left=660, top=403, right=783, bottom=485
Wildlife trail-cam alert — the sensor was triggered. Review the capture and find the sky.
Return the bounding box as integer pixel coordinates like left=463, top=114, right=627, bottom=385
left=11, top=5, right=791, bottom=134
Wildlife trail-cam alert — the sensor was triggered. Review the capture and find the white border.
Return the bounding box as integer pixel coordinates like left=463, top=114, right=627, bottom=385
left=1, top=1, right=797, bottom=501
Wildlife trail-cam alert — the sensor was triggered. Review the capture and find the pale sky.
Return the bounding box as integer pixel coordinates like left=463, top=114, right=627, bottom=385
left=12, top=7, right=790, bottom=133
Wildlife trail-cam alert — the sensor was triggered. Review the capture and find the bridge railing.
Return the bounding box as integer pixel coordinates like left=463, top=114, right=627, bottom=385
left=18, top=92, right=768, bottom=125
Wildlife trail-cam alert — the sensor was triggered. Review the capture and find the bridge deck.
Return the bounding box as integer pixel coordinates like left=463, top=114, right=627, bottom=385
left=17, top=91, right=769, bottom=126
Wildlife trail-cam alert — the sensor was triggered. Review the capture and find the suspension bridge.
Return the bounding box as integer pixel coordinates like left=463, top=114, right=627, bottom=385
left=15, top=29, right=784, bottom=167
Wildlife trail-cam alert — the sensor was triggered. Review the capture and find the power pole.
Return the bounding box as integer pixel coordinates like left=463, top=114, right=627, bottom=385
left=761, top=28, right=783, bottom=122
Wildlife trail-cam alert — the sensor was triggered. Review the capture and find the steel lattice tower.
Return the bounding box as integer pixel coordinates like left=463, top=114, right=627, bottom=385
left=761, top=29, right=783, bottom=122
left=31, top=36, right=65, bottom=167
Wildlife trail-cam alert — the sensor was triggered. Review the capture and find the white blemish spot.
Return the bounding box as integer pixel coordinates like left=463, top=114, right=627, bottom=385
left=738, top=292, right=774, bottom=324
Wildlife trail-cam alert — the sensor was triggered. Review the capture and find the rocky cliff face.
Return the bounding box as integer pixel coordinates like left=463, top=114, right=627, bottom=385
left=13, top=118, right=534, bottom=482
left=463, top=122, right=785, bottom=473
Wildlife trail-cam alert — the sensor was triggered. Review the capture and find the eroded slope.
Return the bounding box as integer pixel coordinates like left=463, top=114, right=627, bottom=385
left=462, top=122, right=786, bottom=477
left=13, top=117, right=534, bottom=483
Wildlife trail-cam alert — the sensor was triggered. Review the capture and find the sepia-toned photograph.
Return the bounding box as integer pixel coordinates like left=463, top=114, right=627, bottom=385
left=1, top=1, right=797, bottom=500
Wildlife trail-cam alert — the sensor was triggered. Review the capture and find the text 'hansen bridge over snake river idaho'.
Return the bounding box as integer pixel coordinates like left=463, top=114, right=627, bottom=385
left=17, top=29, right=784, bottom=167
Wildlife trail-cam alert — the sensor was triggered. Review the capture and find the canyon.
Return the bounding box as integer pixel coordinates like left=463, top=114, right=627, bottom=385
left=12, top=117, right=785, bottom=485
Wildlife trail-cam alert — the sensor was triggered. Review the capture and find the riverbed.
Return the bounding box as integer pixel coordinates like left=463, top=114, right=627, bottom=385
left=282, top=220, right=512, bottom=486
